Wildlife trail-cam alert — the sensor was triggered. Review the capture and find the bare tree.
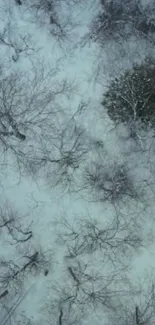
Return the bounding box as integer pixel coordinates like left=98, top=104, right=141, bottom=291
left=0, top=288, right=35, bottom=325
left=107, top=272, right=155, bottom=325
left=0, top=200, right=52, bottom=325
left=0, top=24, right=34, bottom=62
left=55, top=210, right=144, bottom=269
left=0, top=202, right=33, bottom=324
left=30, top=116, right=90, bottom=192
left=0, top=59, right=76, bottom=176
left=84, top=0, right=155, bottom=46
left=24, top=0, right=78, bottom=48
left=0, top=246, right=51, bottom=295
left=0, top=203, right=33, bottom=245
left=44, top=300, right=83, bottom=325
left=47, top=257, right=130, bottom=325
left=82, top=160, right=139, bottom=204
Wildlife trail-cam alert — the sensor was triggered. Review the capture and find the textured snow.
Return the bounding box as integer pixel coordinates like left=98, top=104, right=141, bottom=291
left=0, top=0, right=155, bottom=325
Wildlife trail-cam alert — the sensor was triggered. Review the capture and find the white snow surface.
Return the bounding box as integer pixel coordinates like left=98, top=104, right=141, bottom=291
left=0, top=0, right=155, bottom=325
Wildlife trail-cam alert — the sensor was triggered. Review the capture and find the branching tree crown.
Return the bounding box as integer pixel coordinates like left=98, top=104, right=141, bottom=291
left=89, top=0, right=155, bottom=44
left=102, top=57, right=155, bottom=129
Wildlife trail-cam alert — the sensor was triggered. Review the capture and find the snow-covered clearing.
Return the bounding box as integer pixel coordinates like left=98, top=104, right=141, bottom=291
left=0, top=0, right=155, bottom=324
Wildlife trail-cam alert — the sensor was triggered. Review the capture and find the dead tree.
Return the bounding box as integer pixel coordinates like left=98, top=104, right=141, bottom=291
left=56, top=212, right=144, bottom=270
left=108, top=278, right=155, bottom=325
left=86, top=0, right=155, bottom=45
left=31, top=117, right=90, bottom=191
left=83, top=162, right=138, bottom=204
left=0, top=61, right=75, bottom=176
left=0, top=248, right=51, bottom=293
left=0, top=203, right=32, bottom=244
left=0, top=26, right=34, bottom=62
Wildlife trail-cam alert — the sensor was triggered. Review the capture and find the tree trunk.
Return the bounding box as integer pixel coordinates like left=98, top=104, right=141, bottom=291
left=0, top=290, right=8, bottom=300
left=136, top=306, right=140, bottom=325
left=7, top=114, right=26, bottom=140
left=15, top=0, right=22, bottom=4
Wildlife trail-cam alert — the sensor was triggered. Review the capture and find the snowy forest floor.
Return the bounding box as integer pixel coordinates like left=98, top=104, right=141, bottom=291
left=0, top=1, right=155, bottom=325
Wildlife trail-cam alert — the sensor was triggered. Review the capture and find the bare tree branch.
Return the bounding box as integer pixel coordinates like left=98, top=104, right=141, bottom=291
left=55, top=211, right=144, bottom=270
left=0, top=24, right=34, bottom=62
left=0, top=203, right=33, bottom=245
left=86, top=0, right=155, bottom=45
left=0, top=59, right=76, bottom=177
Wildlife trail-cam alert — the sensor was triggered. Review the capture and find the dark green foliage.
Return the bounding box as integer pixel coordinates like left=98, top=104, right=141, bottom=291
left=102, top=58, right=155, bottom=128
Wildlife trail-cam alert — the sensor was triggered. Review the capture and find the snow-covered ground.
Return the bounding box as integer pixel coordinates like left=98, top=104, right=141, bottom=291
left=0, top=1, right=155, bottom=325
